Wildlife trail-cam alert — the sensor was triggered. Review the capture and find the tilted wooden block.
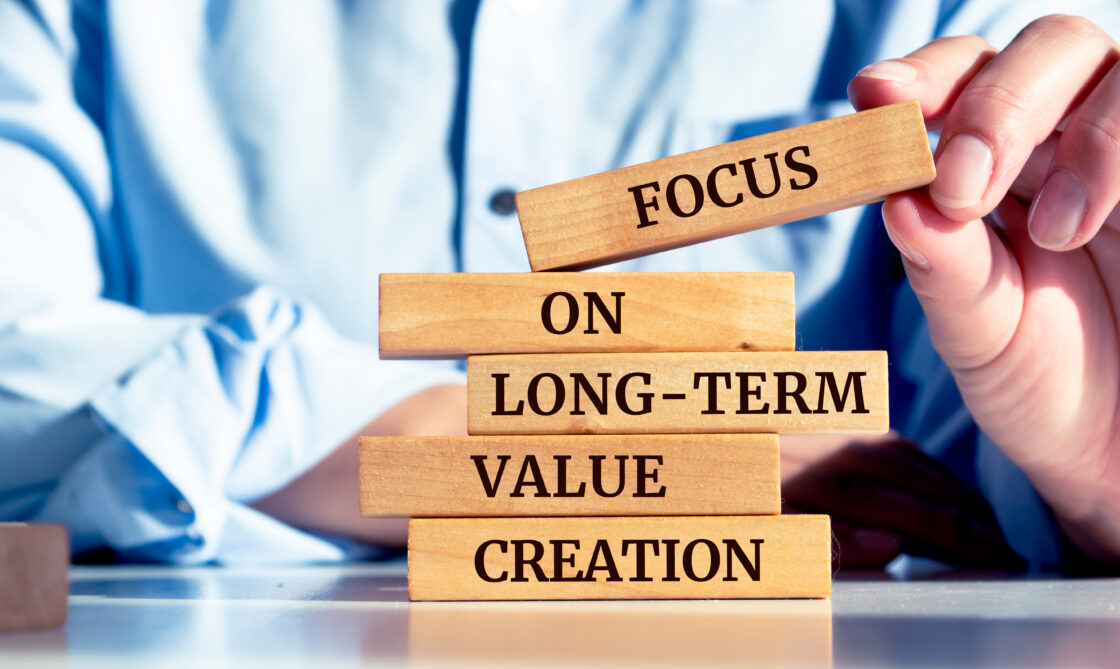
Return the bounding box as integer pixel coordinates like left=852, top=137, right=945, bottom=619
left=378, top=272, right=794, bottom=358
left=467, top=351, right=888, bottom=435
left=0, top=523, right=68, bottom=632
left=408, top=515, right=831, bottom=601
left=517, top=100, right=934, bottom=271
left=359, top=434, right=780, bottom=517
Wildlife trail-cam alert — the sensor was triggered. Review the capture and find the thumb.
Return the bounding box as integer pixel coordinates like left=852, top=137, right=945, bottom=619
left=881, top=192, right=1024, bottom=371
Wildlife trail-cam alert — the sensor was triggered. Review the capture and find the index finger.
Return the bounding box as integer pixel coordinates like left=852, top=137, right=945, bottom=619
left=929, top=15, right=1117, bottom=221
left=848, top=34, right=996, bottom=125
left=850, top=16, right=1119, bottom=223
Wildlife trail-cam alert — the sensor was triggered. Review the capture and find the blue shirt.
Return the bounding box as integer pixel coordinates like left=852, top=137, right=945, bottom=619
left=1, top=0, right=1117, bottom=566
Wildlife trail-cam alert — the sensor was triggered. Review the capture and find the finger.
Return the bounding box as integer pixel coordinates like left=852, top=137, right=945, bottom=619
left=1028, top=58, right=1120, bottom=250
left=809, top=475, right=1015, bottom=567
left=791, top=441, right=993, bottom=514
left=1009, top=133, right=1058, bottom=203
left=882, top=192, right=1024, bottom=371
left=784, top=446, right=1025, bottom=569
left=848, top=35, right=996, bottom=126
left=831, top=521, right=902, bottom=570
left=782, top=447, right=1005, bottom=547
left=931, top=15, right=1118, bottom=221
left=899, top=518, right=1026, bottom=570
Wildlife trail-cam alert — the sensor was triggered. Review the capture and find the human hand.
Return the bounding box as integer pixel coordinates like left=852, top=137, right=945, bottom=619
left=783, top=440, right=1025, bottom=571
left=848, top=15, right=1120, bottom=561
left=251, top=384, right=466, bottom=546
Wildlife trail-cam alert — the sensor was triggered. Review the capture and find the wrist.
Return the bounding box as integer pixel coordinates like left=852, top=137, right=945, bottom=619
left=1030, top=462, right=1120, bottom=564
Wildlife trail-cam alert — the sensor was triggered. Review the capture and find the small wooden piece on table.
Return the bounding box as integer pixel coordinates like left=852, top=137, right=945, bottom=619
left=378, top=272, right=795, bottom=358
left=516, top=100, right=934, bottom=271
left=408, top=515, right=831, bottom=601
left=0, top=523, right=68, bottom=632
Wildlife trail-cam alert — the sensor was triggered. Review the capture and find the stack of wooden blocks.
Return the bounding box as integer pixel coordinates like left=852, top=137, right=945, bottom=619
left=361, top=101, right=935, bottom=601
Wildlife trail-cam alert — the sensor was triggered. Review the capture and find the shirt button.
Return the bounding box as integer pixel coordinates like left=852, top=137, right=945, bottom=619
left=489, top=189, right=518, bottom=216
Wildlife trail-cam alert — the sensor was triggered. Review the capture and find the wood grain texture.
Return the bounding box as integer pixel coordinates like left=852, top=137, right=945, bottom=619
left=467, top=351, right=888, bottom=435
left=378, top=272, right=794, bottom=358
left=0, top=523, right=68, bottom=632
left=408, top=515, right=831, bottom=601
left=517, top=100, right=934, bottom=271
left=359, top=434, right=780, bottom=517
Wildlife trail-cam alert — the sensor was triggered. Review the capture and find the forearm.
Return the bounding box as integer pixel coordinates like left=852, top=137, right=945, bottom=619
left=250, top=384, right=467, bottom=546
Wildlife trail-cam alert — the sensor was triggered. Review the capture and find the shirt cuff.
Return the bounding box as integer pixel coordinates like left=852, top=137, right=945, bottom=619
left=70, top=286, right=462, bottom=563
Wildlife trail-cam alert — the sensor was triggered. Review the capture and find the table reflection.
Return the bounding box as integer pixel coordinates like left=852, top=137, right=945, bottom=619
left=408, top=598, right=833, bottom=666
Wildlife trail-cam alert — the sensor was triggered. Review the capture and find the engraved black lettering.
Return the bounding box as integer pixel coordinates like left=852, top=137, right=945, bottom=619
left=723, top=538, right=763, bottom=582
left=552, top=539, right=583, bottom=582
left=740, top=152, right=782, bottom=198
left=527, top=373, right=565, bottom=415
left=571, top=372, right=611, bottom=416
left=584, top=291, right=624, bottom=334
left=511, top=539, right=547, bottom=582
left=590, top=454, right=628, bottom=497
left=475, top=539, right=508, bottom=582
left=553, top=455, right=586, bottom=497
left=665, top=174, right=704, bottom=217
left=510, top=455, right=549, bottom=498
left=814, top=371, right=869, bottom=414
left=663, top=539, right=681, bottom=582
left=694, top=372, right=732, bottom=414
left=775, top=371, right=810, bottom=414
left=683, top=539, right=720, bottom=582
left=617, top=372, right=654, bottom=415
left=629, top=181, right=661, bottom=228
left=622, top=539, right=660, bottom=582
left=585, top=539, right=624, bottom=582
left=735, top=371, right=769, bottom=414
left=541, top=291, right=579, bottom=335
left=785, top=145, right=818, bottom=190
left=491, top=373, right=524, bottom=415
left=707, top=162, right=744, bottom=207
left=471, top=454, right=511, bottom=497
left=633, top=455, right=666, bottom=497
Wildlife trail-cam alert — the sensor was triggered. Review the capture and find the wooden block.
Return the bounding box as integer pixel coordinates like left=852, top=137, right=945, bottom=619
left=359, top=434, right=780, bottom=517
left=467, top=351, right=888, bottom=435
left=379, top=272, right=794, bottom=358
left=408, top=515, right=831, bottom=601
left=409, top=599, right=832, bottom=665
left=517, top=100, right=934, bottom=271
left=0, top=523, right=68, bottom=632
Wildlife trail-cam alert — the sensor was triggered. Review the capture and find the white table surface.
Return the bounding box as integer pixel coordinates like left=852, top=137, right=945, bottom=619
left=1, top=563, right=1118, bottom=668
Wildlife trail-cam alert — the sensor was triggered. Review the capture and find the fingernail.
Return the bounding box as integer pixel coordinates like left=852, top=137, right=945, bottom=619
left=930, top=133, right=993, bottom=210
left=856, top=60, right=918, bottom=84
left=1028, top=168, right=1087, bottom=249
left=882, top=206, right=931, bottom=271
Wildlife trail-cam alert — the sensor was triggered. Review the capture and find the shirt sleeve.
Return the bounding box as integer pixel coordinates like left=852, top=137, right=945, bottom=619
left=28, top=287, right=463, bottom=564
left=0, top=0, right=463, bottom=564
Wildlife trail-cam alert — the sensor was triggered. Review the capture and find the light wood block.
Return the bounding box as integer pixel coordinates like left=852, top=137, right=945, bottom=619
left=468, top=351, right=888, bottom=435
left=517, top=100, right=934, bottom=271
left=379, top=272, right=794, bottom=358
left=359, top=434, right=780, bottom=517
left=408, top=515, right=831, bottom=601
left=0, top=523, right=68, bottom=632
